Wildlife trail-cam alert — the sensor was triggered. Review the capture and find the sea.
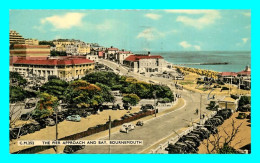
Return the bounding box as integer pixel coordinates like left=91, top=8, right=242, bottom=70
left=135, top=51, right=251, bottom=73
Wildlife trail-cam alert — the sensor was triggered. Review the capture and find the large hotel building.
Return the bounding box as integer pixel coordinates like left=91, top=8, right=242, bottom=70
left=9, top=30, right=25, bottom=44
left=10, top=31, right=95, bottom=81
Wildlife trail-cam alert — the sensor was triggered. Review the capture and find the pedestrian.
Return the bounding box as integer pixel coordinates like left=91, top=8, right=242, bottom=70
left=195, top=109, right=199, bottom=115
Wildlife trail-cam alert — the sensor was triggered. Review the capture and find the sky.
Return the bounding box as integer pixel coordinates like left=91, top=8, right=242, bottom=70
left=9, top=10, right=251, bottom=52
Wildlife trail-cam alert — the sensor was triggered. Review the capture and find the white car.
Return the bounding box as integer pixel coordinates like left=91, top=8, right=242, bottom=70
left=120, top=123, right=135, bottom=133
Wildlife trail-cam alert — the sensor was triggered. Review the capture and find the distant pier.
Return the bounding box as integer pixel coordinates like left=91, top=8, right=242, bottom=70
left=175, top=62, right=229, bottom=66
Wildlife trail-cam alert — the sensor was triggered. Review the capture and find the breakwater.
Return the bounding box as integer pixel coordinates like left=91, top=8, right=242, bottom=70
left=175, top=62, right=229, bottom=66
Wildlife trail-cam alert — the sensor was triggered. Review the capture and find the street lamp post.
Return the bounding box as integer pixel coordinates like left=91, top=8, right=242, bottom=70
left=199, top=94, right=202, bottom=120
left=108, top=115, right=111, bottom=154
left=153, top=91, right=157, bottom=117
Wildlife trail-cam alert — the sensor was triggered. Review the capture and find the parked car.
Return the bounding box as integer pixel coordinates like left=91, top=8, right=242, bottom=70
left=120, top=123, right=135, bottom=133
left=217, top=109, right=232, bottom=119
left=204, top=125, right=218, bottom=134
left=136, top=121, right=144, bottom=126
left=112, top=105, right=118, bottom=110
left=140, top=104, right=154, bottom=111
left=63, top=145, right=85, bottom=154
left=24, top=123, right=36, bottom=134
left=214, top=115, right=224, bottom=122
left=181, top=135, right=200, bottom=147
left=20, top=112, right=33, bottom=121
left=66, top=115, right=81, bottom=122
left=237, top=113, right=247, bottom=119
left=239, top=104, right=251, bottom=112
left=9, top=127, right=20, bottom=140
left=45, top=118, right=55, bottom=126
left=35, top=118, right=47, bottom=129
left=31, top=122, right=41, bottom=131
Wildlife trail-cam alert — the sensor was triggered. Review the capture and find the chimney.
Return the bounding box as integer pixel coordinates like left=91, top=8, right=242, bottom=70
left=148, top=51, right=150, bottom=56
left=122, top=49, right=124, bottom=52
left=111, top=46, right=113, bottom=48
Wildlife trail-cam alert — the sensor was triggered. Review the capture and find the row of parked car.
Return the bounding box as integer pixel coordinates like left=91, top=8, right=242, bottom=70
left=165, top=109, right=233, bottom=154
left=10, top=109, right=93, bottom=140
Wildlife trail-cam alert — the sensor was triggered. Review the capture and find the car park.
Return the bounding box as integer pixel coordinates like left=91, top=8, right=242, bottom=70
left=120, top=123, right=135, bottom=133
left=66, top=115, right=81, bottom=122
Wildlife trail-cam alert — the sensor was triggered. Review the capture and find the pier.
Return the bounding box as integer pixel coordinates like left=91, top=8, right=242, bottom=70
left=175, top=62, right=229, bottom=66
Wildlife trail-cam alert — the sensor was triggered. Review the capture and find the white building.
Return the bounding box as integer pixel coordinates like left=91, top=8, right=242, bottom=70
left=123, top=54, right=168, bottom=73
left=116, top=50, right=133, bottom=64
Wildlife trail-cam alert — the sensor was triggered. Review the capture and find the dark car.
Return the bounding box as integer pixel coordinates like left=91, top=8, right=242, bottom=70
left=63, top=145, right=85, bottom=154
left=136, top=121, right=144, bottom=126
left=166, top=143, right=187, bottom=154
left=20, top=112, right=33, bottom=121
left=237, top=113, right=247, bottom=119
left=31, top=122, right=41, bottom=131
left=214, top=115, right=224, bottom=122
left=190, top=130, right=206, bottom=140
left=181, top=135, right=200, bottom=147
left=35, top=118, right=47, bottom=129
left=217, top=109, right=232, bottom=119
left=10, top=128, right=20, bottom=140
left=204, top=125, right=218, bottom=134
left=23, top=123, right=36, bottom=134
left=239, top=104, right=251, bottom=112
left=11, top=125, right=28, bottom=138
left=184, top=140, right=198, bottom=152
left=140, top=104, right=154, bottom=111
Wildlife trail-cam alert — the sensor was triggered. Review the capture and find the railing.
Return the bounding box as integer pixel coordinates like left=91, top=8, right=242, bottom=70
left=12, top=110, right=156, bottom=154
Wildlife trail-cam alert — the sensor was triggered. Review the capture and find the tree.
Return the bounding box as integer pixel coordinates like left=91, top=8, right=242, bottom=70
left=201, top=120, right=243, bottom=154
left=95, top=82, right=115, bottom=103
left=10, top=71, right=27, bottom=86
left=239, top=96, right=251, bottom=107
left=122, top=94, right=140, bottom=106
left=65, top=80, right=102, bottom=108
left=33, top=93, right=58, bottom=118
left=10, top=86, right=37, bottom=103
left=40, top=79, right=68, bottom=100
left=39, top=41, right=55, bottom=46
left=50, top=50, right=67, bottom=56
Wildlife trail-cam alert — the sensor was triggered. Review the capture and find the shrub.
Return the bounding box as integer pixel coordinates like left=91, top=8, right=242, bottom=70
left=239, top=96, right=251, bottom=107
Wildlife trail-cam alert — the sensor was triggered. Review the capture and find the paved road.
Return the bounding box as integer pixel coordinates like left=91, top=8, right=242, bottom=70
left=76, top=89, right=211, bottom=154
left=75, top=59, right=222, bottom=154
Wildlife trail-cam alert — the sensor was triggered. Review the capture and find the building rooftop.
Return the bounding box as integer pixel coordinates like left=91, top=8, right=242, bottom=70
left=12, top=44, right=50, bottom=49
left=237, top=70, right=251, bottom=76
left=11, top=57, right=94, bottom=66
left=108, top=48, right=119, bottom=51
left=219, top=72, right=238, bottom=77
left=124, top=55, right=163, bottom=62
